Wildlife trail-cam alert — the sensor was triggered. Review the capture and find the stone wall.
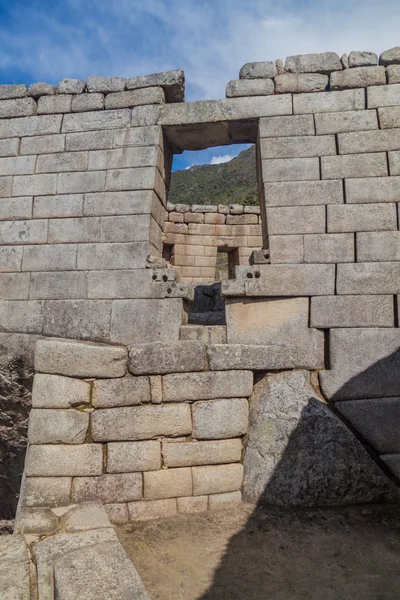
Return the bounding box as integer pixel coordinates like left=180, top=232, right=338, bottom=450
left=164, top=203, right=262, bottom=283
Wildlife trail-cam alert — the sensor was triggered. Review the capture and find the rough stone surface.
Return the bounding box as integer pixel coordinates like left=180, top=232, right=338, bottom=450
left=263, top=180, right=343, bottom=206
left=59, top=78, right=86, bottom=94
left=144, top=467, right=192, bottom=500
left=92, top=404, right=192, bottom=441
left=15, top=507, right=58, bottom=534
left=35, top=338, right=127, bottom=378
left=381, top=455, right=400, bottom=479
left=356, top=231, right=400, bottom=262
left=285, top=52, right=341, bottom=74
left=163, top=370, right=253, bottom=402
left=180, top=325, right=227, bottom=344
left=192, top=398, right=249, bottom=440
left=0, top=534, right=31, bottom=600
left=337, top=397, right=400, bottom=454
left=87, top=76, right=126, bottom=93
left=304, top=233, right=354, bottom=263
left=28, top=408, right=89, bottom=444
left=208, top=490, right=242, bottom=511
left=293, top=89, right=364, bottom=114
left=126, top=69, right=184, bottom=103
left=28, top=82, right=56, bottom=98
left=104, top=503, right=129, bottom=524
left=242, top=371, right=398, bottom=506
left=0, top=84, right=27, bottom=100
left=22, top=476, right=72, bottom=507
left=163, top=439, right=242, bottom=467
left=314, top=110, right=378, bottom=134
left=177, top=495, right=208, bottom=514
left=275, top=73, right=328, bottom=94
left=226, top=79, right=274, bottom=97
left=192, top=464, right=244, bottom=496
left=310, top=295, right=394, bottom=328
left=336, top=262, right=400, bottom=295
left=380, top=47, right=400, bottom=66
left=319, top=328, right=400, bottom=400
left=128, top=341, right=207, bottom=375
left=348, top=51, right=378, bottom=67
left=107, top=441, right=161, bottom=472
left=92, top=376, right=151, bottom=408
left=239, top=62, right=275, bottom=79
left=61, top=502, right=112, bottom=532
left=128, top=498, right=177, bottom=521
left=25, top=443, right=103, bottom=476
left=330, top=66, right=386, bottom=90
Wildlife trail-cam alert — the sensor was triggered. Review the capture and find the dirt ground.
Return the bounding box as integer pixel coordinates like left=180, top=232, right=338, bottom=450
left=117, top=502, right=400, bottom=600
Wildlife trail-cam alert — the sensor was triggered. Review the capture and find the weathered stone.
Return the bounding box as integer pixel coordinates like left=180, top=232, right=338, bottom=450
left=92, top=404, right=192, bottom=441
left=338, top=129, right=400, bottom=154
left=72, top=473, right=142, bottom=503
left=22, top=476, right=72, bottom=507
left=319, top=328, right=400, bottom=400
left=380, top=46, right=400, bottom=66
left=107, top=441, right=161, bottom=472
left=345, top=176, right=400, bottom=203
left=192, top=398, right=249, bottom=439
left=28, top=82, right=56, bottom=98
left=327, top=203, right=396, bottom=232
left=128, top=498, right=177, bottom=520
left=25, top=444, right=103, bottom=476
left=105, top=87, right=165, bottom=110
left=267, top=205, right=325, bottom=233
left=336, top=262, right=400, bottom=294
left=0, top=84, right=27, bottom=100
left=260, top=135, right=335, bottom=159
left=208, top=490, right=242, bottom=511
left=321, top=153, right=387, bottom=179
left=337, top=397, right=400, bottom=454
left=87, top=76, right=126, bottom=93
left=387, top=65, right=400, bottom=84
left=163, top=370, right=253, bottom=402
left=310, top=295, right=394, bottom=328
left=62, top=108, right=130, bottom=132
left=77, top=242, right=148, bottom=271
left=61, top=502, right=112, bottom=532
left=349, top=51, right=378, bottom=67
left=239, top=61, right=275, bottom=79
left=263, top=179, right=343, bottom=206
left=180, top=325, right=227, bottom=344
left=0, top=300, right=43, bottom=332
left=38, top=94, right=73, bottom=114
left=285, top=52, right=341, bottom=74
left=192, top=463, right=243, bottom=495
left=226, top=79, right=274, bottom=97
left=357, top=231, right=400, bottom=262
left=15, top=507, right=58, bottom=534
left=104, top=503, right=129, bottom=524
left=42, top=299, right=112, bottom=342
left=163, top=439, right=242, bottom=467
left=177, top=496, right=208, bottom=514
left=150, top=375, right=162, bottom=404
left=314, top=109, right=378, bottom=134
left=303, top=233, right=354, bottom=263
left=144, top=467, right=192, bottom=499
left=128, top=341, right=207, bottom=375
left=262, top=156, right=320, bottom=182
left=35, top=338, right=127, bottom=378
left=330, top=66, right=385, bottom=90
left=242, top=370, right=397, bottom=506
left=28, top=408, right=89, bottom=444
left=92, top=376, right=150, bottom=408
left=0, top=534, right=31, bottom=600
left=72, top=92, right=104, bottom=112
left=275, top=73, right=328, bottom=94
left=294, top=89, right=364, bottom=114
left=367, top=84, right=400, bottom=108
left=259, top=114, right=315, bottom=137
left=126, top=69, right=184, bottom=103
left=58, top=78, right=86, bottom=94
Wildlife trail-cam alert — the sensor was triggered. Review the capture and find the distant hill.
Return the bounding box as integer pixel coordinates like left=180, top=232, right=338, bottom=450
left=168, top=145, right=257, bottom=206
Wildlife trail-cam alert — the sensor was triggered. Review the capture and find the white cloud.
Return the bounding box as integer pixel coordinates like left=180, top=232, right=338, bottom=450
left=185, top=165, right=194, bottom=170
left=210, top=155, right=235, bottom=165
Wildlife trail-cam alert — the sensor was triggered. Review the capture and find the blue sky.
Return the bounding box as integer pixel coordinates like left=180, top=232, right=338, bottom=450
left=1, top=0, right=400, bottom=170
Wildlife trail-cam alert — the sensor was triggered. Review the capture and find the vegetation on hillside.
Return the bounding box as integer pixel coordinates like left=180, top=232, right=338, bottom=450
left=168, top=145, right=257, bottom=206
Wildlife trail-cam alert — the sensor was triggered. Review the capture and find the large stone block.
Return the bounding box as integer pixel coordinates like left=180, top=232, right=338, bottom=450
left=314, top=109, right=378, bottom=134
left=83, top=189, right=156, bottom=216
left=192, top=398, right=249, bottom=439
left=327, top=203, right=396, bottom=232
left=367, top=84, right=400, bottom=108
left=242, top=371, right=397, bottom=506
left=293, top=89, right=364, bottom=114
left=66, top=130, right=113, bottom=151
left=331, top=66, right=386, bottom=90
left=35, top=338, right=127, bottom=378
left=267, top=205, right=325, bottom=234
left=263, top=179, right=343, bottom=206
left=32, top=373, right=90, bottom=408
left=259, top=114, right=314, bottom=137
left=349, top=51, right=378, bottom=67
left=0, top=155, right=35, bottom=176
left=126, top=69, right=184, bottom=102
left=37, top=150, right=88, bottom=173
left=22, top=476, right=72, bottom=507
left=275, top=73, right=328, bottom=94
left=37, top=94, right=73, bottom=114
left=33, top=194, right=83, bottom=219
left=262, top=157, right=319, bottom=182
left=260, top=134, right=335, bottom=159
left=357, top=231, right=400, bottom=262
left=226, top=79, right=274, bottom=97
left=61, top=502, right=112, bottom=532
left=269, top=234, right=303, bottom=263
left=337, top=397, right=400, bottom=454
left=92, top=376, right=150, bottom=408
left=62, top=108, right=131, bottom=132
left=77, top=242, right=149, bottom=270
left=15, top=507, right=58, bottom=535
left=239, top=61, right=275, bottom=79
left=0, top=196, right=32, bottom=221
left=71, top=473, right=142, bottom=503
left=29, top=271, right=87, bottom=300
left=0, top=136, right=22, bottom=157
left=12, top=173, right=57, bottom=196
left=88, top=147, right=158, bottom=171
left=180, top=324, right=227, bottom=344
left=162, top=438, right=242, bottom=467
left=91, top=404, right=192, bottom=441
left=72, top=93, right=105, bottom=112
left=2, top=114, right=62, bottom=138
left=43, top=300, right=112, bottom=342
left=336, top=262, right=400, bottom=294
left=0, top=83, right=27, bottom=99
left=22, top=244, right=77, bottom=271
left=378, top=106, right=400, bottom=129
left=0, top=274, right=30, bottom=300
left=338, top=129, right=400, bottom=154
left=304, top=232, right=354, bottom=263
left=285, top=52, right=341, bottom=74
left=177, top=495, right=208, bottom=514
left=163, top=370, right=253, bottom=402
left=110, top=298, right=184, bottom=345
left=319, top=328, right=400, bottom=400
left=58, top=170, right=106, bottom=194
left=144, top=467, right=192, bottom=500
left=310, top=295, right=394, bottom=328
left=107, top=441, right=161, bottom=472
left=192, top=464, right=243, bottom=495
left=28, top=408, right=89, bottom=444
left=0, top=175, right=12, bottom=197
left=322, top=152, right=387, bottom=179
left=0, top=300, right=44, bottom=332
left=25, top=444, right=103, bottom=476
left=0, top=219, right=47, bottom=245
left=128, top=341, right=206, bottom=375
left=105, top=87, right=164, bottom=109
left=0, top=246, right=23, bottom=272
left=345, top=176, right=400, bottom=203
left=128, top=498, right=177, bottom=520
left=0, top=535, right=31, bottom=600
left=0, top=97, right=36, bottom=118
left=209, top=490, right=242, bottom=511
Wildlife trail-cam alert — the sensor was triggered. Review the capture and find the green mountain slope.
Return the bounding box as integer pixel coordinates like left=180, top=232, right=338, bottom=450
left=168, top=145, right=257, bottom=206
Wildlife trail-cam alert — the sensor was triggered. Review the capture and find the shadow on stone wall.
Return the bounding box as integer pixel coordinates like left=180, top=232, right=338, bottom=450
left=200, top=352, right=400, bottom=599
